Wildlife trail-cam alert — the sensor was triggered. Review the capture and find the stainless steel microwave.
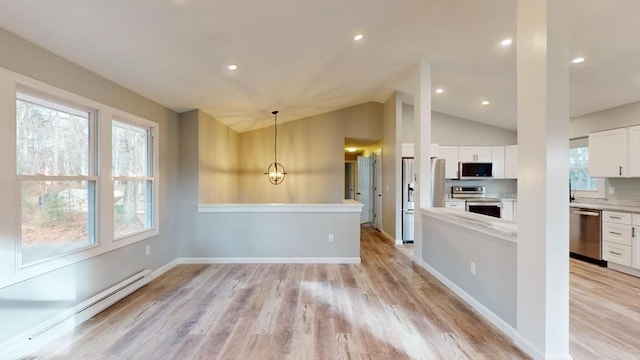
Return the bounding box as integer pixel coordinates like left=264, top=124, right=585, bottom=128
left=458, top=162, right=493, bottom=180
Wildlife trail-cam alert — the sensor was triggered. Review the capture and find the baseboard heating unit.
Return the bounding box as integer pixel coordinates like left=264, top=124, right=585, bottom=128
left=1, top=269, right=152, bottom=360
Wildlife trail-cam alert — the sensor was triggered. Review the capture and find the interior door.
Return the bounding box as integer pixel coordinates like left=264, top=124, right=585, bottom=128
left=357, top=155, right=372, bottom=224
left=373, top=151, right=382, bottom=230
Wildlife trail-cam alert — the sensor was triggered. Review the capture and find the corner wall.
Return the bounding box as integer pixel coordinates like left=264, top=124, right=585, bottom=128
left=382, top=92, right=401, bottom=240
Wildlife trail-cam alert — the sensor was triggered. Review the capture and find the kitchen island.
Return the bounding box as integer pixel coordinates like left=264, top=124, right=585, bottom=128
left=419, top=208, right=517, bottom=336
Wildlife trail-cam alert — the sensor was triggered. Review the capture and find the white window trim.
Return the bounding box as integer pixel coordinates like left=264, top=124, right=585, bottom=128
left=0, top=67, right=160, bottom=289
left=111, top=113, right=159, bottom=242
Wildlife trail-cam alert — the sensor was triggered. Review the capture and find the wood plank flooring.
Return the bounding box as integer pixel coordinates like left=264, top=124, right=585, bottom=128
left=25, top=226, right=639, bottom=359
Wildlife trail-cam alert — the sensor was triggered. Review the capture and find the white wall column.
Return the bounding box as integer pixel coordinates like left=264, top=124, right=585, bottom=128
left=515, top=1, right=571, bottom=359
left=414, top=60, right=432, bottom=260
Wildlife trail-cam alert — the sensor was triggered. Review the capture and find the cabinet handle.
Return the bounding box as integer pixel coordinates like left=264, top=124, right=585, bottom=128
left=609, top=216, right=621, bottom=219
left=619, top=166, right=622, bottom=176
left=609, top=251, right=622, bottom=256
left=633, top=228, right=636, bottom=237
left=609, top=231, right=622, bottom=235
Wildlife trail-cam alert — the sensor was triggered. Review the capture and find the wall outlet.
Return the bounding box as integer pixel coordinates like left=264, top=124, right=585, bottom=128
left=328, top=234, right=334, bottom=242
left=470, top=262, right=476, bottom=275
left=146, top=245, right=151, bottom=256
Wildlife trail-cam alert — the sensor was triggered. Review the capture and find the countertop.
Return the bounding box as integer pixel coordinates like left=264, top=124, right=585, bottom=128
left=569, top=202, right=640, bottom=213
left=421, top=208, right=517, bottom=242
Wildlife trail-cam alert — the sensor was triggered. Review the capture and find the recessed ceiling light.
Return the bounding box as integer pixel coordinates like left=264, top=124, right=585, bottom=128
left=481, top=100, right=490, bottom=106
left=346, top=147, right=357, bottom=152
left=572, top=57, right=585, bottom=64
left=354, top=34, right=364, bottom=41
left=500, top=39, right=513, bottom=47
left=435, top=88, right=444, bottom=94
left=227, top=64, right=238, bottom=70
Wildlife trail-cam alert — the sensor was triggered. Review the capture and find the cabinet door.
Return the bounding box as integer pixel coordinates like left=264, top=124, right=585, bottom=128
left=632, top=225, right=639, bottom=269
left=458, top=146, right=491, bottom=162
left=501, top=201, right=514, bottom=221
left=589, top=128, right=628, bottom=177
left=504, top=145, right=518, bottom=179
left=438, top=146, right=459, bottom=179
left=629, top=125, right=640, bottom=177
left=491, top=146, right=505, bottom=178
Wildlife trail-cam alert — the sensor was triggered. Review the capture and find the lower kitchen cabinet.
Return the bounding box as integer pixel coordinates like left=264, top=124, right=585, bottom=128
left=501, top=201, right=514, bottom=221
left=602, top=211, right=634, bottom=268
left=444, top=200, right=465, bottom=211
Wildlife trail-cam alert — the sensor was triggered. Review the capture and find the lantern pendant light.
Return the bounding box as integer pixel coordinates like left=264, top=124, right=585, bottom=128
left=265, top=110, right=287, bottom=185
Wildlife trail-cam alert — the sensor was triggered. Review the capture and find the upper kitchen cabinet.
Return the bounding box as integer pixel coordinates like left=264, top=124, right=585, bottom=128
left=589, top=128, right=628, bottom=177
left=629, top=125, right=640, bottom=177
left=504, top=145, right=518, bottom=179
left=458, top=146, right=492, bottom=162
left=438, top=146, right=459, bottom=179
left=491, top=146, right=505, bottom=179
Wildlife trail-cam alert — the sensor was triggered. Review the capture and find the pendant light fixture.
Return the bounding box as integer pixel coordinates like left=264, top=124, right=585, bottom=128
left=265, top=110, right=287, bottom=185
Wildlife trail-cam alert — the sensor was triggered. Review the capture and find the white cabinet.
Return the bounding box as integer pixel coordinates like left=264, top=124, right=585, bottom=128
left=491, top=146, right=505, bottom=179
left=602, top=210, right=633, bottom=267
left=501, top=201, right=514, bottom=221
left=633, top=214, right=639, bottom=270
left=629, top=125, right=640, bottom=177
left=458, top=146, right=492, bottom=162
left=445, top=200, right=465, bottom=211
left=438, top=146, right=459, bottom=179
left=589, top=128, right=628, bottom=177
left=504, top=145, right=518, bottom=179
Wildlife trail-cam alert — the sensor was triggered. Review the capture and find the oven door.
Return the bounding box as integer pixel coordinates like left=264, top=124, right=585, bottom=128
left=466, top=201, right=502, bottom=218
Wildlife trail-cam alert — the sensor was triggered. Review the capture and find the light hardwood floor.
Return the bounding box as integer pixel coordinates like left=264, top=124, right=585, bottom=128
left=26, top=226, right=639, bottom=359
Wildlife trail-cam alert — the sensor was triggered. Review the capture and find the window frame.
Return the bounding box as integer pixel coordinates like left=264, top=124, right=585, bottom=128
left=0, top=67, right=160, bottom=288
left=16, top=88, right=100, bottom=268
left=111, top=115, right=159, bottom=242
left=569, top=138, right=606, bottom=199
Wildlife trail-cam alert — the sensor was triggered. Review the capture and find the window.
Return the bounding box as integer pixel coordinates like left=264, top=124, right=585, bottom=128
left=112, top=120, right=155, bottom=239
left=569, top=138, right=605, bottom=198
left=16, top=91, right=97, bottom=265
left=569, top=146, right=598, bottom=191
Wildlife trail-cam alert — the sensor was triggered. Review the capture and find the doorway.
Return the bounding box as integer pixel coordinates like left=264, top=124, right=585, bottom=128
left=344, top=162, right=355, bottom=199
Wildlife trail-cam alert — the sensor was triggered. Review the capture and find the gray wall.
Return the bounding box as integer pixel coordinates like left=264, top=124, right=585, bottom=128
left=183, top=211, right=360, bottom=259
left=237, top=102, right=382, bottom=203
left=0, top=28, right=180, bottom=343
left=570, top=101, right=640, bottom=139
left=198, top=110, right=239, bottom=203
left=421, top=214, right=517, bottom=327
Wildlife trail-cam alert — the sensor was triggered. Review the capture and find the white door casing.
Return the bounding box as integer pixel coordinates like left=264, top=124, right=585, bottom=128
left=373, top=151, right=382, bottom=230
left=357, top=155, right=372, bottom=224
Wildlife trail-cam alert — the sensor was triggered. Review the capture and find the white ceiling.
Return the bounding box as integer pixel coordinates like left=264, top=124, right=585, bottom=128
left=0, top=1, right=638, bottom=133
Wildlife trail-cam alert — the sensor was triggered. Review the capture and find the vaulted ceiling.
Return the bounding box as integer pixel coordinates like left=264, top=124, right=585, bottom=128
left=1, top=0, right=638, bottom=132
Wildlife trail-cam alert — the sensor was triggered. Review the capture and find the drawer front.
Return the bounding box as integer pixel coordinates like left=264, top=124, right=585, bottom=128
left=602, top=222, right=632, bottom=245
left=602, top=211, right=632, bottom=225
left=445, top=202, right=465, bottom=211
left=603, top=241, right=632, bottom=267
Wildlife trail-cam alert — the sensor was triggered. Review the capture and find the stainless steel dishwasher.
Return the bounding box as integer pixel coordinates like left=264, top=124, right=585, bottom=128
left=570, top=207, right=605, bottom=266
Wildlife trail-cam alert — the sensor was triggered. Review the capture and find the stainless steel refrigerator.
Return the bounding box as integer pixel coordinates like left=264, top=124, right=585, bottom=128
left=402, top=157, right=446, bottom=243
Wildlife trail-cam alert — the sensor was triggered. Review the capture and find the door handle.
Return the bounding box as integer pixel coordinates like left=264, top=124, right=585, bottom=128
left=571, top=210, right=600, bottom=216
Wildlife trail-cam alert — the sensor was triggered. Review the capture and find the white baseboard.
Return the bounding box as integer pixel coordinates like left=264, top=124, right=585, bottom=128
left=149, top=258, right=180, bottom=281
left=0, top=269, right=152, bottom=360
left=379, top=230, right=399, bottom=244
left=416, top=259, right=517, bottom=340
left=178, top=257, right=361, bottom=264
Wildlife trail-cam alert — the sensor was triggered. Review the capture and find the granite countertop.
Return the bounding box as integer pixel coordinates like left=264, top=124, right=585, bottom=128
left=421, top=208, right=517, bottom=243
left=569, top=202, right=640, bottom=213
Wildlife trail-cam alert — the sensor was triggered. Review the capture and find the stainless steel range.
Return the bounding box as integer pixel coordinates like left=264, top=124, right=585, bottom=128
left=451, top=186, right=502, bottom=218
